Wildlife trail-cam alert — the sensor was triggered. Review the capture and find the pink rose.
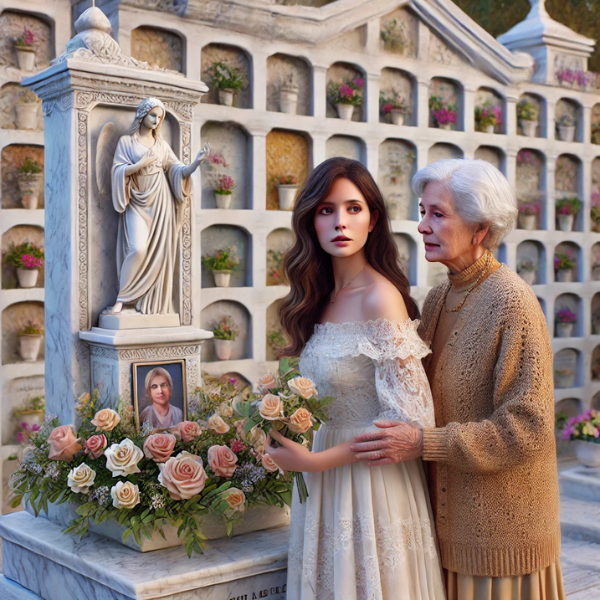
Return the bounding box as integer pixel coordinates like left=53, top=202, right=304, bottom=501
left=174, top=421, right=203, bottom=442
left=84, top=434, right=107, bottom=459
left=158, top=451, right=207, bottom=500
left=143, top=433, right=176, bottom=463
left=207, top=445, right=238, bottom=478
left=48, top=425, right=82, bottom=462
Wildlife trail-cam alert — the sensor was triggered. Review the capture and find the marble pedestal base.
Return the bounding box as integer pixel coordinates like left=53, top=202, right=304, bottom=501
left=559, top=465, right=600, bottom=503
left=0, top=512, right=289, bottom=600
left=99, top=311, right=181, bottom=330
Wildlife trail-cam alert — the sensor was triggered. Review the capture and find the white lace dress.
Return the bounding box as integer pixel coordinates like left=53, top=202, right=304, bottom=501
left=287, top=319, right=445, bottom=600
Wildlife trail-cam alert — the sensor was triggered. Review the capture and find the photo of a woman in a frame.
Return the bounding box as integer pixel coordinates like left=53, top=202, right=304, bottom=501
left=139, top=367, right=183, bottom=428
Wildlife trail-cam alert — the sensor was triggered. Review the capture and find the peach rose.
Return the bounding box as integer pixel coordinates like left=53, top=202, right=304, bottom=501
left=287, top=377, right=318, bottom=400
left=111, top=481, right=140, bottom=509
left=104, top=438, right=143, bottom=477
left=174, top=421, right=203, bottom=442
left=217, top=402, right=234, bottom=418
left=208, top=413, right=230, bottom=434
left=143, top=433, right=176, bottom=463
left=234, top=419, right=247, bottom=437
left=207, top=445, right=238, bottom=478
left=48, top=425, right=83, bottom=462
left=262, top=453, right=281, bottom=473
left=67, top=463, right=96, bottom=493
left=84, top=434, right=107, bottom=460
left=257, top=373, right=279, bottom=393
left=222, top=488, right=246, bottom=515
left=91, top=408, right=120, bottom=432
left=287, top=407, right=313, bottom=434
left=257, top=394, right=283, bottom=421
left=158, top=451, right=207, bottom=500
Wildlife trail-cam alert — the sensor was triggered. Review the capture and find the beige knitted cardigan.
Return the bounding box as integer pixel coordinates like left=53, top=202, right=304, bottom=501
left=419, top=261, right=561, bottom=578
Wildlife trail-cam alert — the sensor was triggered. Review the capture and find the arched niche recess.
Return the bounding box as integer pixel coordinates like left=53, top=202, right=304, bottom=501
left=517, top=92, right=545, bottom=138
left=266, top=129, right=310, bottom=211
left=0, top=83, right=42, bottom=131
left=555, top=154, right=582, bottom=232
left=201, top=225, right=251, bottom=288
left=555, top=98, right=583, bottom=143
left=592, top=157, right=600, bottom=232
left=516, top=240, right=545, bottom=286
left=474, top=87, right=504, bottom=134
left=200, top=122, right=250, bottom=209
left=555, top=397, right=582, bottom=459
left=592, top=293, right=600, bottom=335
left=474, top=146, right=505, bottom=174
left=266, top=299, right=289, bottom=362
left=131, top=26, right=184, bottom=73
left=378, top=139, right=417, bottom=221
left=592, top=103, right=600, bottom=145
left=553, top=348, right=581, bottom=389
left=554, top=241, right=581, bottom=283
left=427, top=143, right=463, bottom=164
left=593, top=391, right=600, bottom=410
left=2, top=225, right=44, bottom=289
left=516, top=149, right=545, bottom=230
left=592, top=243, right=600, bottom=281
left=326, top=61, right=365, bottom=122
left=429, top=77, right=462, bottom=131
left=537, top=297, right=547, bottom=319
left=393, top=233, right=416, bottom=286
left=266, top=53, right=312, bottom=116
left=266, top=228, right=294, bottom=286
left=592, top=345, right=600, bottom=382
left=0, top=10, right=53, bottom=69
left=201, top=43, right=252, bottom=109
left=2, top=301, right=44, bottom=365
left=379, top=7, right=418, bottom=57
left=1, top=144, right=44, bottom=209
left=554, top=293, right=582, bottom=338
left=325, top=135, right=366, bottom=165
left=379, top=67, right=416, bottom=126
left=2, top=374, right=45, bottom=445
left=201, top=300, right=251, bottom=362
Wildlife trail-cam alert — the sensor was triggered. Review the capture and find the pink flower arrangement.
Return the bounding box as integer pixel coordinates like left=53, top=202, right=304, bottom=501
left=517, top=150, right=538, bottom=166
left=20, top=254, right=43, bottom=269
left=16, top=422, right=40, bottom=443
left=556, top=68, right=593, bottom=89
left=518, top=202, right=540, bottom=216
left=15, top=27, right=35, bottom=48
left=84, top=434, right=107, bottom=459
left=562, top=410, right=600, bottom=441
left=555, top=308, right=577, bottom=324
left=432, top=108, right=456, bottom=125
left=207, top=151, right=228, bottom=168
left=214, top=174, right=236, bottom=194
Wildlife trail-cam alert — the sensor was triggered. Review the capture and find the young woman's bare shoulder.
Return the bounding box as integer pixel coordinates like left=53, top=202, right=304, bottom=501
left=362, top=275, right=409, bottom=323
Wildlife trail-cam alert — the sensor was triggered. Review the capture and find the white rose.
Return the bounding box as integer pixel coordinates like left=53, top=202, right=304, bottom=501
left=67, top=463, right=96, bottom=494
left=208, top=413, right=230, bottom=434
left=287, top=377, right=318, bottom=400
left=104, top=438, right=143, bottom=477
left=111, top=481, right=140, bottom=509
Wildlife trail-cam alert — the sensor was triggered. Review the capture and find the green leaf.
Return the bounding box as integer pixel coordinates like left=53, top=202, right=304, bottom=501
left=185, top=536, right=194, bottom=558
left=10, top=495, right=23, bottom=509
left=226, top=520, right=234, bottom=537
left=122, top=528, right=133, bottom=543
left=76, top=502, right=96, bottom=517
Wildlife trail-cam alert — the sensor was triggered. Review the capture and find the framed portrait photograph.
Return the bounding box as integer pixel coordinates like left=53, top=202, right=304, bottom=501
left=132, top=360, right=187, bottom=430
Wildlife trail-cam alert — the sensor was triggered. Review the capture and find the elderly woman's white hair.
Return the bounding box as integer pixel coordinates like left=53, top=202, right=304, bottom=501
left=412, top=159, right=517, bottom=250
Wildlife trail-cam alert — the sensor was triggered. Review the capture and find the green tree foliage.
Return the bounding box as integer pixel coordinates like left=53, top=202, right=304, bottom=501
left=453, top=0, right=600, bottom=72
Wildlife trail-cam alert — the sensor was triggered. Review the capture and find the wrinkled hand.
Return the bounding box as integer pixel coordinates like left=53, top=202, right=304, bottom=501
left=265, top=429, right=313, bottom=473
left=196, top=142, right=210, bottom=163
left=350, top=420, right=423, bottom=466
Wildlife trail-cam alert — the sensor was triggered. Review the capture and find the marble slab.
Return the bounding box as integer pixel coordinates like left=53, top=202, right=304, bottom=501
left=99, top=312, right=181, bottom=330
left=560, top=465, right=600, bottom=503
left=0, top=512, right=289, bottom=599
left=0, top=574, right=42, bottom=600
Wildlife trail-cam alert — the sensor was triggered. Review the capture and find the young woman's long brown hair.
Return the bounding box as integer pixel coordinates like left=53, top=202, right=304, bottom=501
left=279, top=157, right=419, bottom=356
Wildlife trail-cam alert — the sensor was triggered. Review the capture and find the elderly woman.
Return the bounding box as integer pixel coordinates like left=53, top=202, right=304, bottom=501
left=351, top=159, right=565, bottom=600
left=140, top=367, right=183, bottom=428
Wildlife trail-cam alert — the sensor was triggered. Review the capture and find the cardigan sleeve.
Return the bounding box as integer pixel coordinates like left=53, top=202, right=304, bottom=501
left=422, top=285, right=555, bottom=473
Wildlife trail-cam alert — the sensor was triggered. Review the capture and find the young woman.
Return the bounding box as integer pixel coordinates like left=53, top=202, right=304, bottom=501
left=265, top=158, right=445, bottom=600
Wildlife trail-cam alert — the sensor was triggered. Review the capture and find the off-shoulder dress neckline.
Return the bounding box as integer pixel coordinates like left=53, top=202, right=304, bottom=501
left=315, top=317, right=420, bottom=331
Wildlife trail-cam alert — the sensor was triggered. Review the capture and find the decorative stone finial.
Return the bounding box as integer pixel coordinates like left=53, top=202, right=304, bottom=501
left=528, top=0, right=549, bottom=17
left=74, top=7, right=112, bottom=35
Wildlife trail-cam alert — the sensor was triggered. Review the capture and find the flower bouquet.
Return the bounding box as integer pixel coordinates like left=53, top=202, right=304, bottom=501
left=561, top=410, right=600, bottom=467
left=214, top=174, right=236, bottom=209
left=3, top=241, right=44, bottom=288
left=475, top=100, right=502, bottom=133
left=328, top=78, right=363, bottom=120
left=429, top=95, right=457, bottom=130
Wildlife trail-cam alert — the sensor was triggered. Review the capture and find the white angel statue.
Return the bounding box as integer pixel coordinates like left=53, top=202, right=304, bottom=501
left=97, top=97, right=209, bottom=316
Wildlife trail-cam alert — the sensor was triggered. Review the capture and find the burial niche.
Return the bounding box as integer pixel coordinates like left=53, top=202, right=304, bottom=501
left=266, top=53, right=311, bottom=116
left=2, top=301, right=44, bottom=365
left=429, top=77, right=461, bottom=131
left=516, top=149, right=545, bottom=230
left=266, top=299, right=289, bottom=362
left=474, top=87, right=504, bottom=134
left=553, top=348, right=580, bottom=389
left=555, top=154, right=582, bottom=232
left=131, top=26, right=184, bottom=73
left=326, top=61, right=365, bottom=122
left=516, top=240, right=545, bottom=286
left=553, top=241, right=581, bottom=283
left=379, top=139, right=417, bottom=221
left=474, top=146, right=505, bottom=174
left=1, top=144, right=44, bottom=209
left=201, top=300, right=252, bottom=362
left=1, top=225, right=44, bottom=289
left=555, top=98, right=582, bottom=143
left=517, top=93, right=544, bottom=138
left=201, top=225, right=251, bottom=289
left=326, top=135, right=366, bottom=164
left=266, top=228, right=294, bottom=287
left=379, top=68, right=416, bottom=126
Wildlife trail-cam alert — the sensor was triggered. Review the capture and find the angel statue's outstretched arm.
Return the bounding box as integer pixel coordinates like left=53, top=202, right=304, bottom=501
left=182, top=142, right=210, bottom=178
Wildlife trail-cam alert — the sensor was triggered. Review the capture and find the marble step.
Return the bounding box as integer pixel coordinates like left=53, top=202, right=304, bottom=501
left=559, top=465, right=600, bottom=503
left=0, top=511, right=289, bottom=600
left=560, top=495, right=600, bottom=544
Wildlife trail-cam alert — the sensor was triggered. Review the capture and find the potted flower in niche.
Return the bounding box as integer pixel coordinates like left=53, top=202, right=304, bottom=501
left=554, top=368, right=575, bottom=389
left=3, top=241, right=44, bottom=288
left=592, top=259, right=600, bottom=281
left=475, top=100, right=502, bottom=134
left=267, top=328, right=288, bottom=360
left=267, top=249, right=285, bottom=286
left=591, top=192, right=600, bottom=233
left=280, top=72, right=299, bottom=115
left=327, top=77, right=363, bottom=121
left=555, top=196, right=582, bottom=232
left=274, top=175, right=299, bottom=210
left=554, top=252, right=576, bottom=282
left=202, top=249, right=240, bottom=288
left=17, top=320, right=44, bottom=362
left=556, top=113, right=576, bottom=142
left=516, top=258, right=537, bottom=286
left=517, top=99, right=539, bottom=137
left=380, top=91, right=410, bottom=126
left=561, top=410, right=600, bottom=467
left=212, top=316, right=239, bottom=361
left=208, top=61, right=244, bottom=107
left=14, top=27, right=35, bottom=71
left=555, top=308, right=577, bottom=338
left=592, top=122, right=600, bottom=145
left=214, top=174, right=235, bottom=209
left=17, top=156, right=43, bottom=210
left=15, top=88, right=40, bottom=130
left=13, top=395, right=45, bottom=432
left=517, top=200, right=540, bottom=230
left=429, top=95, right=457, bottom=130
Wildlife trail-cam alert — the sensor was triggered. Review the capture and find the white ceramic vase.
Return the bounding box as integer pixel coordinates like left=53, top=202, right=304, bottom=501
left=519, top=119, right=537, bottom=137
left=17, top=173, right=42, bottom=209
left=557, top=269, right=574, bottom=283
left=16, top=47, right=35, bottom=71
left=213, top=271, right=232, bottom=287
left=557, top=214, right=574, bottom=232
left=277, top=185, right=299, bottom=211
left=556, top=322, right=574, bottom=338
left=218, top=89, right=234, bottom=107
left=555, top=372, right=575, bottom=389
left=438, top=123, right=452, bottom=131
left=390, top=110, right=405, bottom=126
left=519, top=270, right=536, bottom=286
left=215, top=192, right=232, bottom=209
left=19, top=335, right=42, bottom=362
left=575, top=441, right=600, bottom=468
left=280, top=88, right=298, bottom=114
left=15, top=103, right=38, bottom=130
left=557, top=125, right=575, bottom=142
left=19, top=410, right=44, bottom=428
left=16, top=268, right=39, bottom=288
left=335, top=103, right=354, bottom=120
left=484, top=124, right=495, bottom=133
left=214, top=339, right=233, bottom=361
left=518, top=214, right=536, bottom=230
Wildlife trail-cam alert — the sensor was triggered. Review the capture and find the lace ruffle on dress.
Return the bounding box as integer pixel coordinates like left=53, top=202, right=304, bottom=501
left=287, top=319, right=445, bottom=600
